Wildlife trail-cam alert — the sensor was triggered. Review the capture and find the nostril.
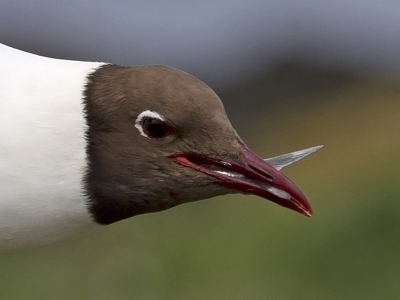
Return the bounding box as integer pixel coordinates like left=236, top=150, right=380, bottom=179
left=248, top=164, right=274, bottom=182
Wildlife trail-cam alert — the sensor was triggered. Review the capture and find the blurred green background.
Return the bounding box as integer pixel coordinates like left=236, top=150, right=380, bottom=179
left=2, top=1, right=400, bottom=299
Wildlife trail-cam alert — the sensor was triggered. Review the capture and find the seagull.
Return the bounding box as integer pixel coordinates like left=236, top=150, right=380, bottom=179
left=0, top=43, right=321, bottom=249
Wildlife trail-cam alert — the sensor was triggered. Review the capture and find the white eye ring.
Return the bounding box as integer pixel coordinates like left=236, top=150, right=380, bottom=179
left=135, top=110, right=166, bottom=138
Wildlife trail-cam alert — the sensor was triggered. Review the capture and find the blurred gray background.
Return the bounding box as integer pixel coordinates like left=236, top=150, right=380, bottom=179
left=1, top=1, right=400, bottom=300
left=3, top=0, right=400, bottom=86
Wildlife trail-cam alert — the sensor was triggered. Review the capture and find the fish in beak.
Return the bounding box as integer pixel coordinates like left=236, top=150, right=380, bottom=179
left=171, top=145, right=322, bottom=217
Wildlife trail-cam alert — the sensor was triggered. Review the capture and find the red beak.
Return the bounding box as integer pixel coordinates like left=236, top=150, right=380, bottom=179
left=170, top=144, right=312, bottom=216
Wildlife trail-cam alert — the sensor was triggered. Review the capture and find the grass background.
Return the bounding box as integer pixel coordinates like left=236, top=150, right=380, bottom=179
left=1, top=64, right=400, bottom=299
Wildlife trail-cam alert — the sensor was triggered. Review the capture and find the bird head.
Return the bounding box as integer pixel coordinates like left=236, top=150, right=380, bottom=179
left=84, top=65, right=313, bottom=224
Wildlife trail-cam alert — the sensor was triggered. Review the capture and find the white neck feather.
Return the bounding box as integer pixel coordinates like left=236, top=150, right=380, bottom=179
left=0, top=44, right=105, bottom=249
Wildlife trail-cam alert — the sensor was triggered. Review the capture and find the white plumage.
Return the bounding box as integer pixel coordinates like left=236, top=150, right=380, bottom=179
left=0, top=44, right=104, bottom=248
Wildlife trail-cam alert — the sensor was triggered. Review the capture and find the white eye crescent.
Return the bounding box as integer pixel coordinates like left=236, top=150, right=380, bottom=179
left=135, top=110, right=172, bottom=139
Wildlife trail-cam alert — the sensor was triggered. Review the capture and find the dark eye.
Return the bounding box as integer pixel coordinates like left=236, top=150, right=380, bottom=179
left=135, top=110, right=174, bottom=139
left=141, top=117, right=172, bottom=139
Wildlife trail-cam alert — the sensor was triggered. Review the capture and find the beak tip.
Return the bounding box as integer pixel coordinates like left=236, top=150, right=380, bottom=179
left=303, top=210, right=312, bottom=217
left=301, top=203, right=313, bottom=217
left=291, top=195, right=313, bottom=217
